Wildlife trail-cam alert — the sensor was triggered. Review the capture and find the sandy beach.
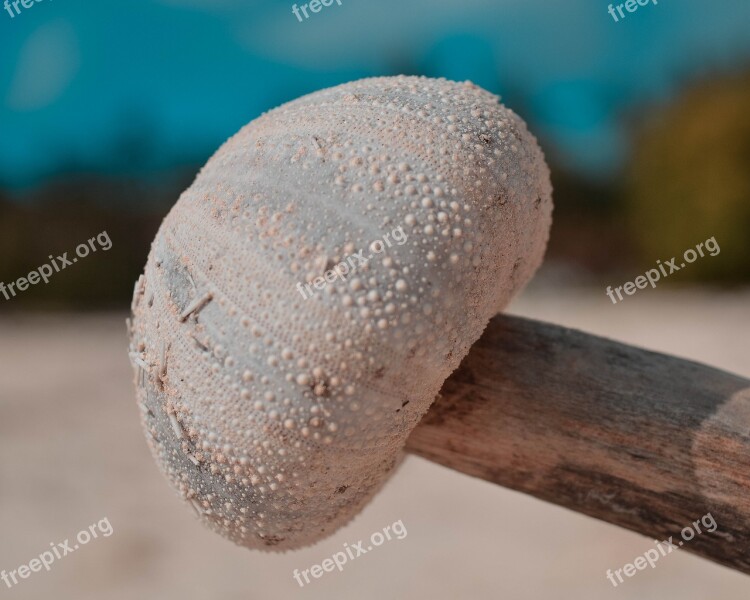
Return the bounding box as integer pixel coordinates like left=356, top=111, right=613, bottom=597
left=1, top=287, right=748, bottom=599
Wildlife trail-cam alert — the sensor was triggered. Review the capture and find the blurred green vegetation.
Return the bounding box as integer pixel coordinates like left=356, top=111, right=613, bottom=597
left=625, top=72, right=750, bottom=282
left=0, top=170, right=195, bottom=310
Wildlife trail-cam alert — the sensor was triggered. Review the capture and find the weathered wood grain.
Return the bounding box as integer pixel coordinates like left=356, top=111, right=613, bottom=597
left=407, top=314, right=750, bottom=574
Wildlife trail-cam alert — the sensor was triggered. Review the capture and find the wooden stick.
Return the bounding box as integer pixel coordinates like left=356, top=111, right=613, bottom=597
left=407, top=314, right=750, bottom=574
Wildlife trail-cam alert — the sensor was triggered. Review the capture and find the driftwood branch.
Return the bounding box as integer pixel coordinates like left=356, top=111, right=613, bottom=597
left=407, top=314, right=750, bottom=574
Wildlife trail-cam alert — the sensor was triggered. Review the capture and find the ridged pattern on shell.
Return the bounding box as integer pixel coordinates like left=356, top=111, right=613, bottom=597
left=128, top=75, right=552, bottom=550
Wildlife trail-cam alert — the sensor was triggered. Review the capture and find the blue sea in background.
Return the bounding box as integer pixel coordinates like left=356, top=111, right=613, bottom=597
left=1, top=0, right=749, bottom=190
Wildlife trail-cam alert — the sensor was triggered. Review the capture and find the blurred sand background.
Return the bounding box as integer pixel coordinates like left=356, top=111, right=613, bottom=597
left=1, top=286, right=749, bottom=600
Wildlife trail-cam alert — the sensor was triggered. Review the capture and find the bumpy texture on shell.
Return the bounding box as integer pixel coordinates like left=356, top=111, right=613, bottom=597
left=128, top=76, right=552, bottom=550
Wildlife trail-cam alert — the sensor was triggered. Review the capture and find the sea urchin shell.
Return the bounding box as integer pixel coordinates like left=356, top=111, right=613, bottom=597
left=128, top=75, right=552, bottom=550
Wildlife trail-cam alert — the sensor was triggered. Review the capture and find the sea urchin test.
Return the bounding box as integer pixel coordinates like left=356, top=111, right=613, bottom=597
left=128, top=75, right=553, bottom=550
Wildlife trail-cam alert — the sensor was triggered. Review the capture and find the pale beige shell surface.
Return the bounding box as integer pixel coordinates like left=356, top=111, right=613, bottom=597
left=128, top=75, right=552, bottom=550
